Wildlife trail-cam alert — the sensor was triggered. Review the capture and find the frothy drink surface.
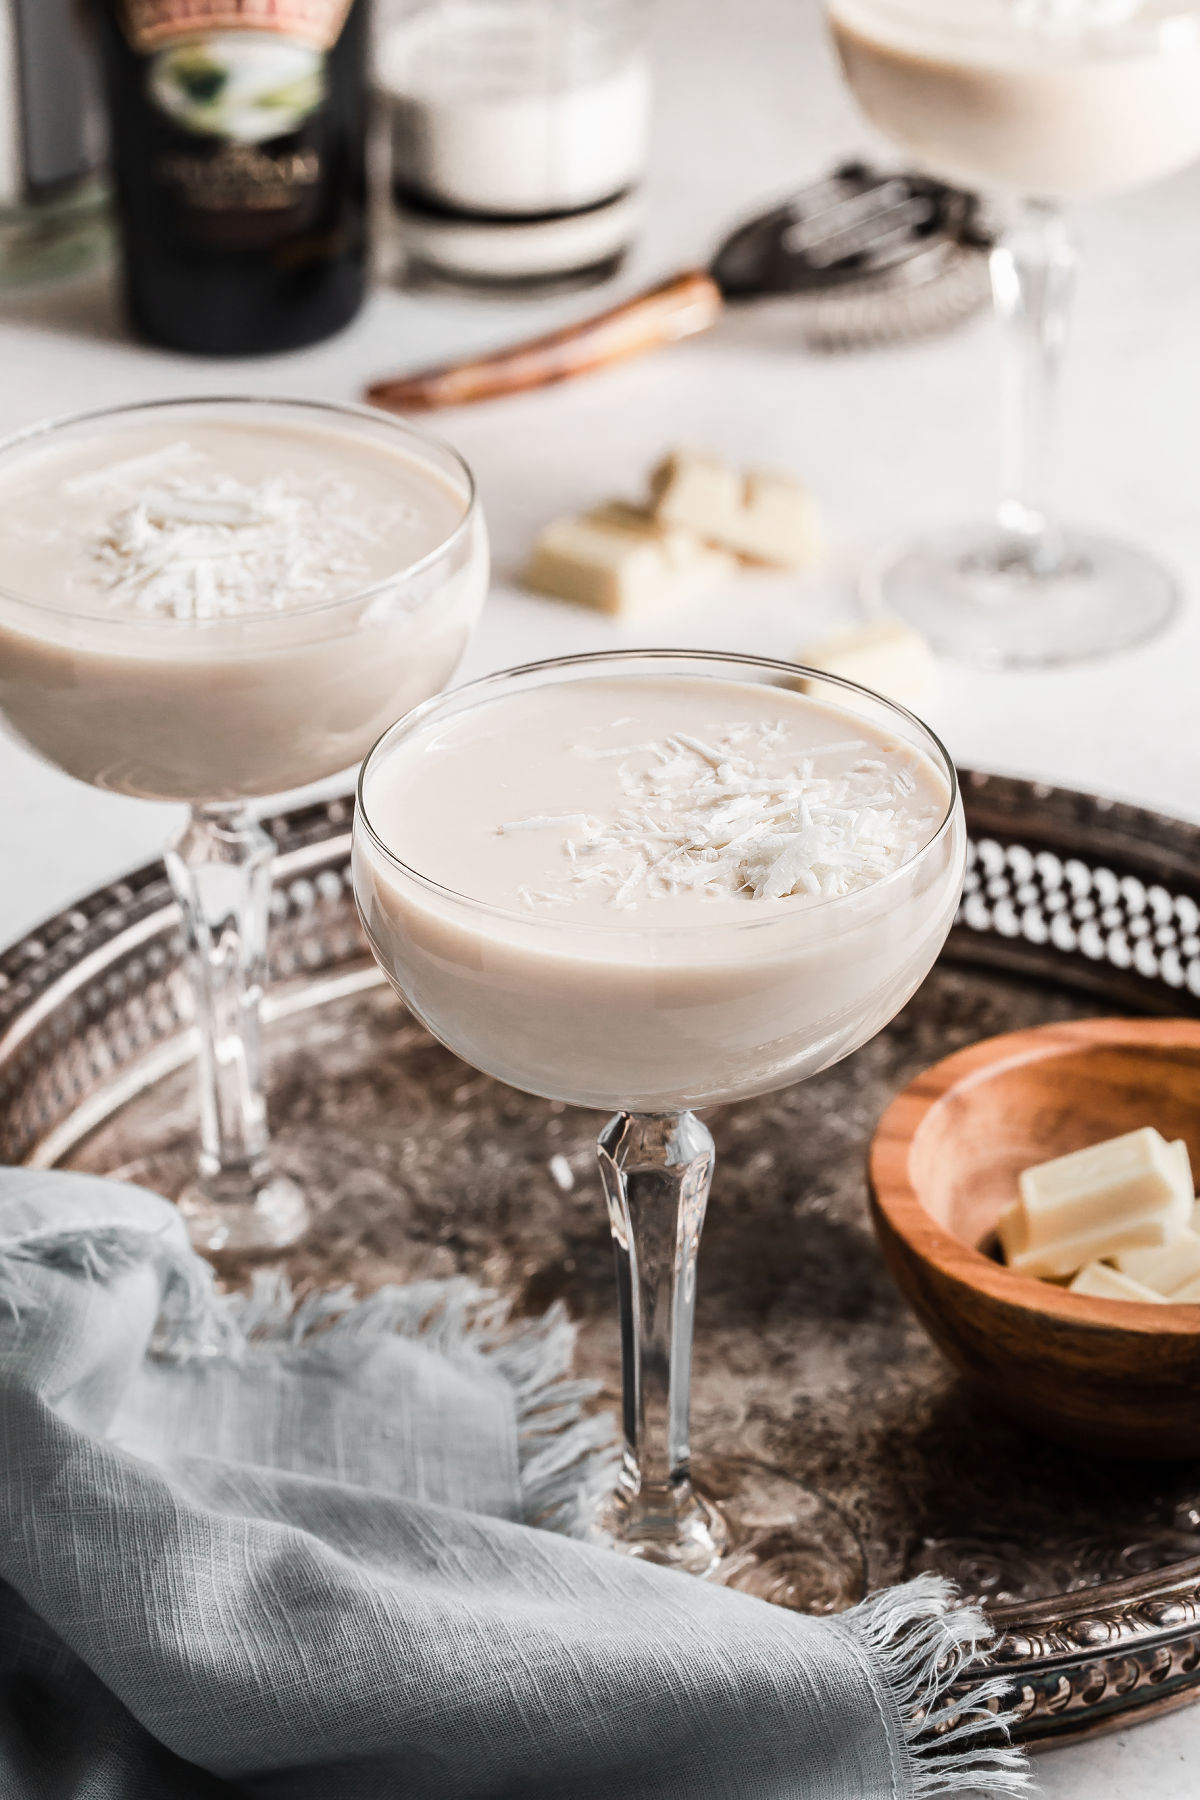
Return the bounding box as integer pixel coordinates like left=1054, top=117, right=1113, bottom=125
left=356, top=674, right=963, bottom=1112
left=0, top=419, right=467, bottom=621
left=365, top=676, right=947, bottom=926
left=0, top=413, right=487, bottom=802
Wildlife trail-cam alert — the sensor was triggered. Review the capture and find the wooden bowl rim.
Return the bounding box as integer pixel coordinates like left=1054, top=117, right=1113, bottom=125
left=869, top=1017, right=1200, bottom=1337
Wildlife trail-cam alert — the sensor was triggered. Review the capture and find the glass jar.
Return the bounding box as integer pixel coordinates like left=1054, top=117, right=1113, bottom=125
left=376, top=0, right=651, bottom=290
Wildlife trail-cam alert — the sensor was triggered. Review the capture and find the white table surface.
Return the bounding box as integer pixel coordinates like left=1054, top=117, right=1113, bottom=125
left=2, top=0, right=1198, bottom=1789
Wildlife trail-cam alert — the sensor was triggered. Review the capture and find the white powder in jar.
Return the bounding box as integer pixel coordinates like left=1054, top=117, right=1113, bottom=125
left=378, top=0, right=650, bottom=217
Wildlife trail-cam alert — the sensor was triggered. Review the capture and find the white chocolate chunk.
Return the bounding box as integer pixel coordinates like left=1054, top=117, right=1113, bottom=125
left=1004, top=1211, right=1187, bottom=1280
left=525, top=502, right=733, bottom=619
left=999, top=1127, right=1192, bottom=1279
left=649, top=451, right=820, bottom=568
left=1113, top=1228, right=1200, bottom=1295
left=1017, top=1127, right=1190, bottom=1250
left=1172, top=1137, right=1193, bottom=1190
left=651, top=451, right=737, bottom=521
left=1069, top=1262, right=1166, bottom=1303
left=996, top=1202, right=1027, bottom=1260
left=799, top=619, right=936, bottom=709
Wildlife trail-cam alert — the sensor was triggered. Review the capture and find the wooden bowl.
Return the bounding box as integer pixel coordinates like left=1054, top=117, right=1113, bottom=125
left=869, top=1018, right=1200, bottom=1459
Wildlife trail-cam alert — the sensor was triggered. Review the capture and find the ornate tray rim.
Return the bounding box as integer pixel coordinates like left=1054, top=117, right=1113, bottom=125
left=4, top=770, right=1200, bottom=1750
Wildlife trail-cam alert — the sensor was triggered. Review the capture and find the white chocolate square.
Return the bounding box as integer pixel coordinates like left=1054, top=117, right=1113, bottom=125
left=799, top=619, right=936, bottom=709
left=525, top=502, right=733, bottom=620
left=1173, top=1137, right=1194, bottom=1192
left=1017, top=1127, right=1190, bottom=1250
left=996, top=1202, right=1027, bottom=1261
left=650, top=452, right=741, bottom=523
left=1000, top=1127, right=1192, bottom=1279
left=1005, top=1211, right=1187, bottom=1281
left=649, top=451, right=820, bottom=568
left=1069, top=1262, right=1165, bottom=1303
left=1113, top=1228, right=1200, bottom=1295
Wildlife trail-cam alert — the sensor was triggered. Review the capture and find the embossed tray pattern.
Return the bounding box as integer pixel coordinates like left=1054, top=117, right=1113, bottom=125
left=4, top=772, right=1200, bottom=1749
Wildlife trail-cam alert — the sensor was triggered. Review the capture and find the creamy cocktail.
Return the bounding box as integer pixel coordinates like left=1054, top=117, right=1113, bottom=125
left=0, top=398, right=488, bottom=1252
left=0, top=407, right=487, bottom=802
left=827, top=0, right=1200, bottom=667
left=353, top=652, right=965, bottom=1596
left=357, top=670, right=958, bottom=1111
left=830, top=0, right=1200, bottom=199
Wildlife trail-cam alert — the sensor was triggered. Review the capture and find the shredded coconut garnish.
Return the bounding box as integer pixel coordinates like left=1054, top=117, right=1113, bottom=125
left=499, top=722, right=941, bottom=912
left=69, top=442, right=420, bottom=620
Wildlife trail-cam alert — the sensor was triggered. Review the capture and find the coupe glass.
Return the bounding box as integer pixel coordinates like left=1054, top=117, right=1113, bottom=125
left=353, top=650, right=966, bottom=1605
left=0, top=397, right=487, bottom=1254
left=827, top=0, right=1200, bottom=668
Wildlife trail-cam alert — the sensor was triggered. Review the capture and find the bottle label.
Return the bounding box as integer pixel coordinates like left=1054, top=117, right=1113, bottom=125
left=123, top=2, right=353, bottom=53
left=118, top=0, right=357, bottom=241
left=147, top=33, right=329, bottom=145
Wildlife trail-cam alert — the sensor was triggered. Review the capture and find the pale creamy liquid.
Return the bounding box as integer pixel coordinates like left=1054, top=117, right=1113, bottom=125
left=0, top=416, right=489, bottom=802
left=355, top=674, right=966, bottom=1111
left=829, top=0, right=1200, bottom=198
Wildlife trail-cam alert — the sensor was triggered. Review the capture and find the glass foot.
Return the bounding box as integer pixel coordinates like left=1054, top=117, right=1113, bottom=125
left=866, top=523, right=1181, bottom=670
left=175, top=1167, right=309, bottom=1255
left=590, top=1459, right=865, bottom=1614
left=590, top=1471, right=731, bottom=1577
left=103, top=1150, right=309, bottom=1256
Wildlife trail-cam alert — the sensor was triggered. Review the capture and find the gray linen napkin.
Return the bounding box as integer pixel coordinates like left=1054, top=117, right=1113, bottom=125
left=0, top=1167, right=1028, bottom=1800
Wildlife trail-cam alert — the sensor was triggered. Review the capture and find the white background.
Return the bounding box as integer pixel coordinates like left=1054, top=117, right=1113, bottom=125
left=2, top=0, right=1199, bottom=1788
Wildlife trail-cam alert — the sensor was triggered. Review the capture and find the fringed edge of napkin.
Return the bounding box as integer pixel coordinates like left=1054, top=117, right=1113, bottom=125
left=161, top=1269, right=620, bottom=1536
left=837, top=1574, right=1031, bottom=1797
left=0, top=1176, right=1032, bottom=1800
left=0, top=1216, right=213, bottom=1329
left=0, top=1178, right=618, bottom=1539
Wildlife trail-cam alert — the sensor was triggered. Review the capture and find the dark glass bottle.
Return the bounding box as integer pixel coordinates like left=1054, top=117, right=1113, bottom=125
left=97, top=0, right=368, bottom=356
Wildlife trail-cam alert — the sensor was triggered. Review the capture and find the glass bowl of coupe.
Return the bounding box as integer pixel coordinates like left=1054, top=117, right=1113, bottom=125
left=827, top=0, right=1200, bottom=668
left=354, top=650, right=967, bottom=1608
left=0, top=397, right=488, bottom=1253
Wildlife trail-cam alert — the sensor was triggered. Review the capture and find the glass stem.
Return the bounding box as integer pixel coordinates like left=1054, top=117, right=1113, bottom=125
left=165, top=805, right=275, bottom=1190
left=597, top=1110, right=725, bottom=1570
left=990, top=197, right=1078, bottom=572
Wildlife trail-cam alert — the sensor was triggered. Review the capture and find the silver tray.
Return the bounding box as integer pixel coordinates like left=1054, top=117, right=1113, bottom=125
left=4, top=770, right=1200, bottom=1751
